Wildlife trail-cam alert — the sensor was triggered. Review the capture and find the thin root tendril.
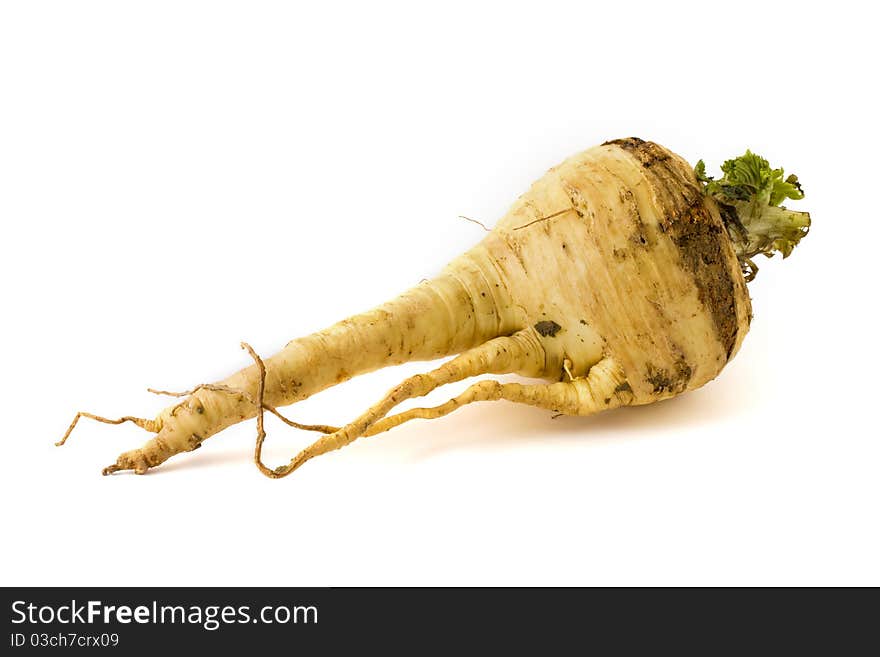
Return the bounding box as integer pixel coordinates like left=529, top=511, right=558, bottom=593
left=56, top=412, right=158, bottom=447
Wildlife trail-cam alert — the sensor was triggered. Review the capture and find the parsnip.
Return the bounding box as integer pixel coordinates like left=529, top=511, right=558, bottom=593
left=59, top=138, right=810, bottom=477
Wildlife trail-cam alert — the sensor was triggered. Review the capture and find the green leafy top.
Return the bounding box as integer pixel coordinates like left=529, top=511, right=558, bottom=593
left=695, top=151, right=811, bottom=281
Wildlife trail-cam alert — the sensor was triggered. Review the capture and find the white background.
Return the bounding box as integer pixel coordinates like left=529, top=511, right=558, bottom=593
left=1, top=1, right=877, bottom=586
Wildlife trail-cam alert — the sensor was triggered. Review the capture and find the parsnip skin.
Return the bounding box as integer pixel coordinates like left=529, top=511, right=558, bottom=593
left=91, top=138, right=753, bottom=475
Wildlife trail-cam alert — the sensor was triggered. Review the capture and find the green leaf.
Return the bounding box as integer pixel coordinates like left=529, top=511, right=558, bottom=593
left=695, top=150, right=810, bottom=276
left=769, top=172, right=804, bottom=206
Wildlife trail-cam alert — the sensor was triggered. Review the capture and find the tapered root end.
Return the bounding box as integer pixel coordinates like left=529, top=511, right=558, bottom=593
left=102, top=449, right=152, bottom=476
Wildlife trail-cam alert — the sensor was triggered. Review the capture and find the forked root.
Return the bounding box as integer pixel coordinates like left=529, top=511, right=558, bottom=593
left=247, top=330, right=553, bottom=478
left=364, top=359, right=629, bottom=436
left=362, top=380, right=516, bottom=435
left=249, top=351, right=628, bottom=478
left=75, top=335, right=626, bottom=478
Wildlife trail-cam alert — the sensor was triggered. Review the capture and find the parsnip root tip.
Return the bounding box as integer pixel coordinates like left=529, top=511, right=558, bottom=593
left=56, top=412, right=158, bottom=447
left=102, top=450, right=150, bottom=476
